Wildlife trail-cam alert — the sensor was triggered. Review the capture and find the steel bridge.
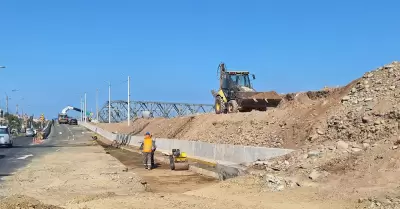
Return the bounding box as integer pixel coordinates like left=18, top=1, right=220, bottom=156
left=98, top=100, right=215, bottom=123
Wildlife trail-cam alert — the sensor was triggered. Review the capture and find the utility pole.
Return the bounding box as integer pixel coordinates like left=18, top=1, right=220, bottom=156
left=127, top=76, right=130, bottom=126
left=96, top=89, right=99, bottom=122
left=5, top=95, right=8, bottom=114
left=16, top=104, right=18, bottom=115
left=80, top=96, right=83, bottom=122
left=84, top=92, right=87, bottom=122
left=108, top=82, right=111, bottom=124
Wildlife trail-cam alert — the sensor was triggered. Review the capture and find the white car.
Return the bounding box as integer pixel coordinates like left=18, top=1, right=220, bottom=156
left=0, top=126, right=13, bottom=147
left=25, top=128, right=35, bottom=137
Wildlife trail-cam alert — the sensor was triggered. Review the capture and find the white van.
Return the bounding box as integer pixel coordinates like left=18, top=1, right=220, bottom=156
left=0, top=126, right=13, bottom=147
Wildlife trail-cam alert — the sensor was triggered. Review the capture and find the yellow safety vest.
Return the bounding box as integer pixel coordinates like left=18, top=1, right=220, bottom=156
left=143, top=137, right=152, bottom=153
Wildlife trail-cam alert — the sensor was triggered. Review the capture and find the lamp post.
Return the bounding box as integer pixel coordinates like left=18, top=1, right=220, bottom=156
left=0, top=67, right=6, bottom=113
left=96, top=89, right=99, bottom=122
left=80, top=96, right=83, bottom=122
left=127, top=76, right=130, bottom=126
left=84, top=92, right=87, bottom=122
left=4, top=89, right=19, bottom=114
left=105, top=81, right=111, bottom=124
left=4, top=93, right=9, bottom=114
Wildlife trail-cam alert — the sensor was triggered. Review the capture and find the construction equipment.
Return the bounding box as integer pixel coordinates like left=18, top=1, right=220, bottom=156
left=211, top=62, right=282, bottom=114
left=169, top=149, right=189, bottom=170
left=58, top=113, right=68, bottom=124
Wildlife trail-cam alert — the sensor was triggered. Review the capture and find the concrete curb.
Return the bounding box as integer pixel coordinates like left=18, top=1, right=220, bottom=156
left=79, top=122, right=294, bottom=180
left=80, top=122, right=294, bottom=164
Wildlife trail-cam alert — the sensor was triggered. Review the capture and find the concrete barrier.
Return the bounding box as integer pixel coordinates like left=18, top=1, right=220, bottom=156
left=42, top=120, right=53, bottom=139
left=80, top=122, right=294, bottom=165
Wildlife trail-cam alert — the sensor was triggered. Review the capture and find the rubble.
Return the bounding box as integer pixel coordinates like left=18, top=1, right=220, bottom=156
left=259, top=174, right=299, bottom=192
left=337, top=141, right=349, bottom=150
left=307, top=150, right=320, bottom=158
left=308, top=170, right=321, bottom=180
left=96, top=61, right=400, bottom=206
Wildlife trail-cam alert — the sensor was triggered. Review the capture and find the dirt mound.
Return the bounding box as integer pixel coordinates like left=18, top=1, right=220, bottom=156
left=0, top=195, right=64, bottom=209
left=322, top=62, right=400, bottom=144
left=250, top=61, right=400, bottom=208
left=98, top=62, right=400, bottom=151
left=91, top=61, right=400, bottom=207
left=97, top=83, right=352, bottom=148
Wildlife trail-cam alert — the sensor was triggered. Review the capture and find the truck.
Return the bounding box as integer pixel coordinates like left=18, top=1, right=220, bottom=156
left=58, top=113, right=68, bottom=124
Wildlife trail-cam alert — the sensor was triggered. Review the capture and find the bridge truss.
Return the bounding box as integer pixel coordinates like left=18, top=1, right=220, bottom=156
left=98, top=100, right=215, bottom=123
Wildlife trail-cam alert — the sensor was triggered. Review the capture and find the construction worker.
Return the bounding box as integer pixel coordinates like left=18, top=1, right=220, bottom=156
left=150, top=134, right=157, bottom=168
left=140, top=132, right=155, bottom=170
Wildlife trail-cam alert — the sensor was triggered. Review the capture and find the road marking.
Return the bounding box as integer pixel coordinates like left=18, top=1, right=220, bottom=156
left=66, top=126, right=75, bottom=140
left=17, top=154, right=33, bottom=160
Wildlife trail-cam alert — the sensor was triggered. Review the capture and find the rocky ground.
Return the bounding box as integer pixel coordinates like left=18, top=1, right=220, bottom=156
left=0, top=126, right=361, bottom=209
left=95, top=61, right=400, bottom=208
left=253, top=61, right=400, bottom=208
left=96, top=86, right=349, bottom=149
left=97, top=62, right=400, bottom=150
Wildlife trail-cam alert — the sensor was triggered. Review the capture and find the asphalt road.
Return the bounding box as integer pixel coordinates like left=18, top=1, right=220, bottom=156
left=0, top=123, right=85, bottom=181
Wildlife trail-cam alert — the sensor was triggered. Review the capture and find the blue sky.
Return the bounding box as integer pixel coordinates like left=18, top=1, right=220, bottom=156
left=0, top=0, right=399, bottom=118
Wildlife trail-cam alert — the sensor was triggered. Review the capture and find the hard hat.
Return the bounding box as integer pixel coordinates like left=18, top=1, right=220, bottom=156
left=145, top=132, right=150, bottom=135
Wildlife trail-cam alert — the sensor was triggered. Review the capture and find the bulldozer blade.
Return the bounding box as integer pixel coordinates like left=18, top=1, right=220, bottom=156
left=235, top=91, right=282, bottom=108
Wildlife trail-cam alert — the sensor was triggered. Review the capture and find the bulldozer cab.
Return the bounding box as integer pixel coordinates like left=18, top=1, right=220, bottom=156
left=222, top=71, right=253, bottom=90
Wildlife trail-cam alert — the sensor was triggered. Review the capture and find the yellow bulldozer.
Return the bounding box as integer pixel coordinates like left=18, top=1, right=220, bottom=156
left=211, top=62, right=282, bottom=114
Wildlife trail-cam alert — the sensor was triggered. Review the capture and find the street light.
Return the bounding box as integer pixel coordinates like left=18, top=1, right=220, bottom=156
left=4, top=89, right=18, bottom=114
left=127, top=76, right=130, bottom=126
left=96, top=89, right=99, bottom=122
left=16, top=97, right=24, bottom=116
left=80, top=96, right=83, bottom=122
left=4, top=93, right=9, bottom=114
left=104, top=81, right=111, bottom=124
left=84, top=92, right=87, bottom=122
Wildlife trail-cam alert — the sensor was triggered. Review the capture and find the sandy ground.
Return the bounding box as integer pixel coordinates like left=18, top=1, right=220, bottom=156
left=0, top=125, right=145, bottom=208
left=89, top=62, right=400, bottom=208
left=67, top=179, right=360, bottom=209
left=94, top=85, right=351, bottom=149
left=0, top=125, right=366, bottom=209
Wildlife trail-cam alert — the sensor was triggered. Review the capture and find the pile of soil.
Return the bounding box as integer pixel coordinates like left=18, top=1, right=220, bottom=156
left=95, top=61, right=400, bottom=208
left=96, top=82, right=352, bottom=149
left=0, top=195, right=64, bottom=209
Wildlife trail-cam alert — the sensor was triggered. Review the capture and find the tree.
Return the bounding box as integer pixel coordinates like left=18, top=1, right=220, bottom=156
left=4, top=114, right=21, bottom=131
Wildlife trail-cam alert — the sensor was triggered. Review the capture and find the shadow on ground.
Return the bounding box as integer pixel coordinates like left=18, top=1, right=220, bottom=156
left=7, top=144, right=98, bottom=149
